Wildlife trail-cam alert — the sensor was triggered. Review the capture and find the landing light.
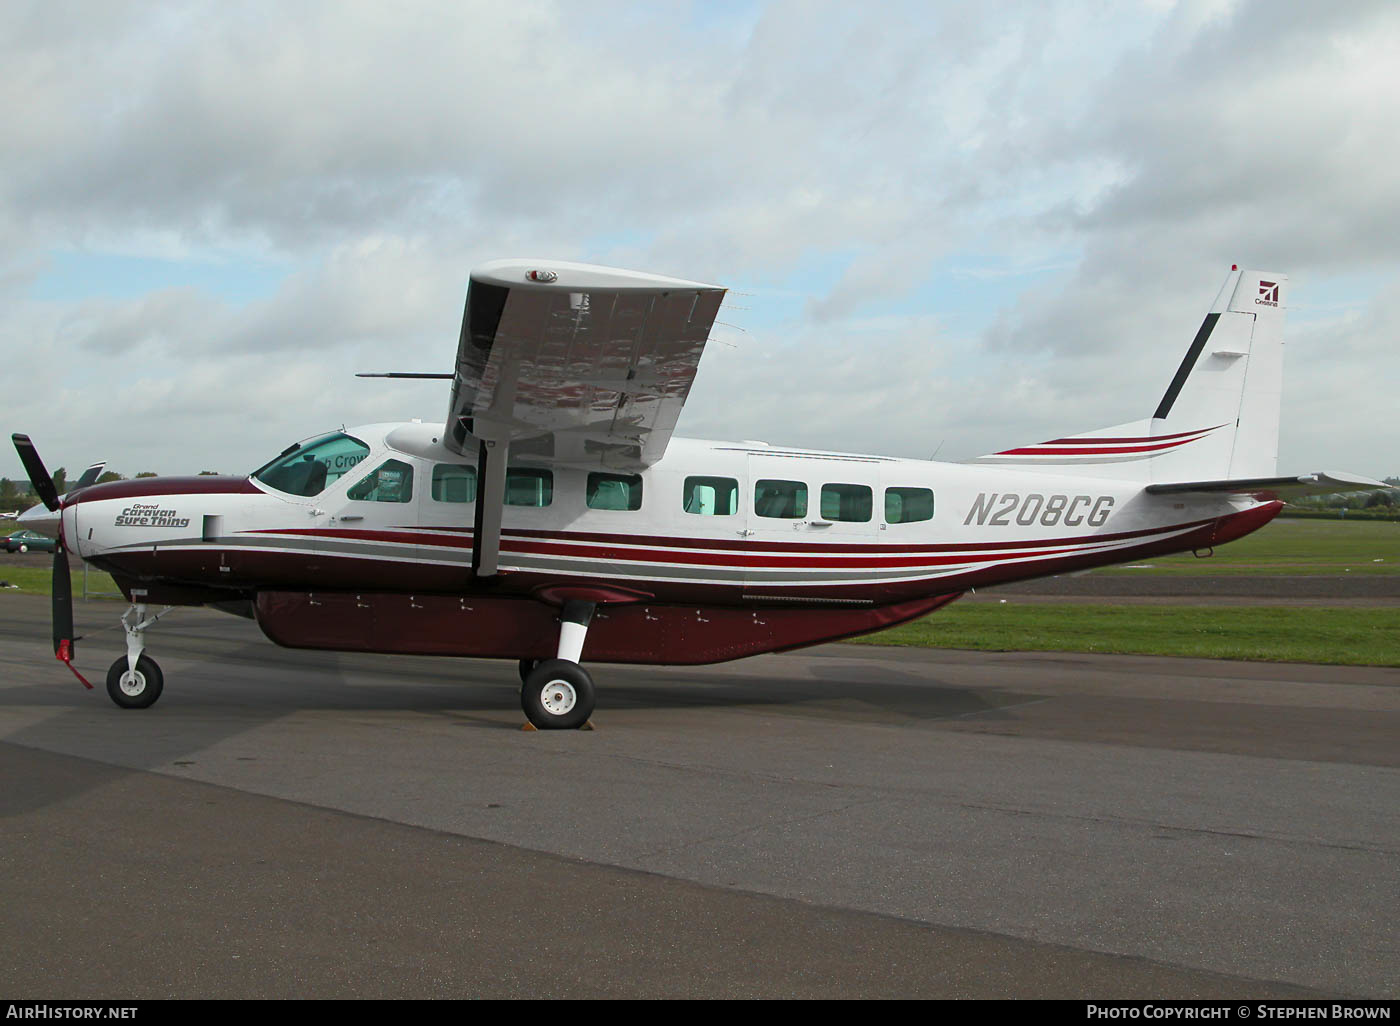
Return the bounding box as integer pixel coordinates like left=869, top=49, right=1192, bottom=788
left=526, top=269, right=558, bottom=283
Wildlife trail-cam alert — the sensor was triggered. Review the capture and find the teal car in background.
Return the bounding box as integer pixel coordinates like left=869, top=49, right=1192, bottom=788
left=3, top=529, right=57, bottom=553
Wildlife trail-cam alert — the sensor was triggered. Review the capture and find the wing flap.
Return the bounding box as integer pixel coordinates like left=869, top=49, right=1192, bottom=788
left=1145, top=471, right=1391, bottom=500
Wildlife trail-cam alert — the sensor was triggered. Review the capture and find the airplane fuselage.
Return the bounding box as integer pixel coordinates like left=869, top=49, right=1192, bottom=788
left=51, top=422, right=1280, bottom=664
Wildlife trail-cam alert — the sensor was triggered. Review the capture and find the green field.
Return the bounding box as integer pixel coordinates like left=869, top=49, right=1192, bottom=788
left=849, top=603, right=1400, bottom=666
left=1098, top=517, right=1400, bottom=575
left=0, top=565, right=121, bottom=598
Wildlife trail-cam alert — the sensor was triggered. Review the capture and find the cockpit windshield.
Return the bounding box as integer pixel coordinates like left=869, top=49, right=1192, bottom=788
left=252, top=433, right=370, bottom=497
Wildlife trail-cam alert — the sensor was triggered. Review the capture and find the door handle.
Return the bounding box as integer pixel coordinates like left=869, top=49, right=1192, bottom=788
left=807, top=520, right=833, bottom=527
left=337, top=514, right=364, bottom=522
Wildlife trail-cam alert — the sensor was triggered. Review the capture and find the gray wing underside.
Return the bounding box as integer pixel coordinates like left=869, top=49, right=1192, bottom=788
left=444, top=260, right=726, bottom=471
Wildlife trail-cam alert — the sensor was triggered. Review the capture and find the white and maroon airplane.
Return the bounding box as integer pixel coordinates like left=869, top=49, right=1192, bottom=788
left=12, top=261, right=1388, bottom=728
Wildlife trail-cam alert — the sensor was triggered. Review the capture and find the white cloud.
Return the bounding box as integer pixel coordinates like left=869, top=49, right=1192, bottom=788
left=2, top=0, right=1397, bottom=486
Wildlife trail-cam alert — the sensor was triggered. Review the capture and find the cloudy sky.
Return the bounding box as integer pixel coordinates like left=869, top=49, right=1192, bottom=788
left=2, top=0, right=1396, bottom=485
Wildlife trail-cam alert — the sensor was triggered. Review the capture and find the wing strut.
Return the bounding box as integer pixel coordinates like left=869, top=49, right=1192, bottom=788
left=472, top=439, right=509, bottom=579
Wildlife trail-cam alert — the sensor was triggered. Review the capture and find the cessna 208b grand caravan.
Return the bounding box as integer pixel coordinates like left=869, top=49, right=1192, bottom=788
left=12, top=261, right=1389, bottom=728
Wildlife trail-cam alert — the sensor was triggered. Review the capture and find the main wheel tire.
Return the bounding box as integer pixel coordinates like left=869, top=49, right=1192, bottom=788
left=106, top=654, right=164, bottom=709
left=517, top=658, right=539, bottom=684
left=521, top=659, right=595, bottom=730
left=18, top=544, right=27, bottom=553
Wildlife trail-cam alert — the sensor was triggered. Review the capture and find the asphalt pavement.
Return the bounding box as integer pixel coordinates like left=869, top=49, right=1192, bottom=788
left=1, top=595, right=1395, bottom=998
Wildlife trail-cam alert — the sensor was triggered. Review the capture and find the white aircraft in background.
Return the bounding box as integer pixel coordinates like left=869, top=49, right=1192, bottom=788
left=12, top=261, right=1388, bottom=728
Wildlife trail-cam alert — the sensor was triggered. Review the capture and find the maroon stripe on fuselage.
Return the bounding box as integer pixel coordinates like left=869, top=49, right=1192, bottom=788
left=240, top=526, right=1084, bottom=567
left=95, top=503, right=1284, bottom=610
left=997, top=436, right=1203, bottom=456
left=502, top=540, right=1103, bottom=569
left=246, top=515, right=1218, bottom=555
left=1039, top=425, right=1225, bottom=445
left=67, top=476, right=261, bottom=503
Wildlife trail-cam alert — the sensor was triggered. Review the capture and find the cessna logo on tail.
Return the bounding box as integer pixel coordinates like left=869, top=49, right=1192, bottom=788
left=1256, top=280, right=1279, bottom=307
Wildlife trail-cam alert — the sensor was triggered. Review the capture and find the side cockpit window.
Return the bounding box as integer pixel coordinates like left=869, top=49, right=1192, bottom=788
left=253, top=433, right=370, bottom=497
left=347, top=459, right=414, bottom=503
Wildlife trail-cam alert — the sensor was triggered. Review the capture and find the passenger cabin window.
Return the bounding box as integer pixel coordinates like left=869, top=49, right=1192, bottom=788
left=885, top=487, right=934, bottom=523
left=820, top=483, right=872, bottom=523
left=432, top=464, right=477, bottom=503
left=252, top=432, right=369, bottom=497
left=754, top=479, right=807, bottom=519
left=587, top=472, right=642, bottom=511
left=506, top=468, right=553, bottom=507
left=683, top=476, right=738, bottom=516
left=347, top=459, right=414, bottom=503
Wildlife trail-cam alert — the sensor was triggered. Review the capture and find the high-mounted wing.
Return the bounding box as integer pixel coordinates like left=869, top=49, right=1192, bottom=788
left=443, top=259, right=726, bottom=578
left=444, top=259, right=726, bottom=469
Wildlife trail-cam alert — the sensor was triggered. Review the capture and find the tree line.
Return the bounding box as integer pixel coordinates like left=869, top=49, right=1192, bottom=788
left=1, top=470, right=224, bottom=510
left=1291, top=477, right=1400, bottom=510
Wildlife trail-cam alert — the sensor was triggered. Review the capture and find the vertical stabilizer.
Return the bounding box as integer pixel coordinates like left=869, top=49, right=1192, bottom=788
left=1152, top=267, right=1285, bottom=480
left=974, top=267, right=1286, bottom=482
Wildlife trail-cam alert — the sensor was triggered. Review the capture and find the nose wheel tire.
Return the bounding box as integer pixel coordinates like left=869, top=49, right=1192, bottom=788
left=106, top=654, right=164, bottom=709
left=521, top=659, right=595, bottom=730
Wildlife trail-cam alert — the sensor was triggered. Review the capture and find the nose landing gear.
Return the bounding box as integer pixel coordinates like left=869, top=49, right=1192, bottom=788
left=106, top=603, right=168, bottom=709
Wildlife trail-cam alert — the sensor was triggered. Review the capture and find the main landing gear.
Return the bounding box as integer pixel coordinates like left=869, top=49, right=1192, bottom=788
left=519, top=600, right=597, bottom=730
left=106, top=603, right=167, bottom=709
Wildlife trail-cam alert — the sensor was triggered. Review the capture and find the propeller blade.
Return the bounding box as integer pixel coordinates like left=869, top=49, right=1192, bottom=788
left=73, top=460, right=107, bottom=490
left=52, top=542, right=74, bottom=658
left=12, top=434, right=60, bottom=512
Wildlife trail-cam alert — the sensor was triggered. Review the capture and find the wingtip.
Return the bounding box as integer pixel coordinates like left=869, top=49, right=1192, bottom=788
left=471, top=258, right=723, bottom=293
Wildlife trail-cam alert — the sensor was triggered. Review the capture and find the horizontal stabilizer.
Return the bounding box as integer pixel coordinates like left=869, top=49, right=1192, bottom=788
left=1145, top=471, right=1392, bottom=501
left=72, top=461, right=107, bottom=490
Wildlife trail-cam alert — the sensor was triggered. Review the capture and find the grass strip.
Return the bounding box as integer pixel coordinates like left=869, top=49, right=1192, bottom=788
left=1097, top=518, right=1399, bottom=575
left=848, top=602, right=1400, bottom=666
left=0, top=566, right=123, bottom=599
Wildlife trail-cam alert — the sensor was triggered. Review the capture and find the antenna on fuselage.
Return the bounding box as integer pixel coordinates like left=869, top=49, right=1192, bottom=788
left=356, top=372, right=454, bottom=379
